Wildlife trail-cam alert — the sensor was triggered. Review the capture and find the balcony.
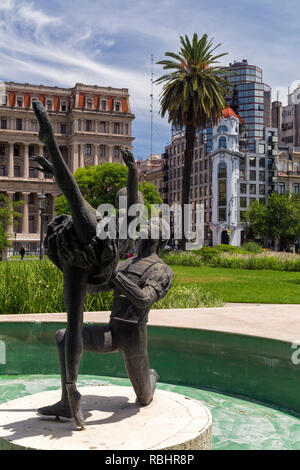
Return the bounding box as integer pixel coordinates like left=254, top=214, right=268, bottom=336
left=277, top=171, right=300, bottom=178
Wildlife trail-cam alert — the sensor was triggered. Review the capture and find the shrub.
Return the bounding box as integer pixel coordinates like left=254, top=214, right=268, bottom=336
left=161, top=251, right=203, bottom=267
left=241, top=241, right=263, bottom=253
left=0, top=259, right=223, bottom=314
left=214, top=244, right=242, bottom=253
left=192, top=247, right=220, bottom=264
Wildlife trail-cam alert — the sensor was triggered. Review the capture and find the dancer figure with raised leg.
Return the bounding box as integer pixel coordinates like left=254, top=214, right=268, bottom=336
left=32, top=101, right=139, bottom=427
left=33, top=101, right=173, bottom=428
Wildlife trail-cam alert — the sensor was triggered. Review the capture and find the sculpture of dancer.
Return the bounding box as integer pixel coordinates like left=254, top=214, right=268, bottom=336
left=32, top=101, right=173, bottom=428
left=32, top=101, right=138, bottom=427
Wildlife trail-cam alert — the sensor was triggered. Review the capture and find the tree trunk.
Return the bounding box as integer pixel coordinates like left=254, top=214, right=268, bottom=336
left=179, top=124, right=196, bottom=250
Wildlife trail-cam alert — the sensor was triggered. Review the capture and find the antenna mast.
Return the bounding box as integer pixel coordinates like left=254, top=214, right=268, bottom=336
left=150, top=53, right=154, bottom=158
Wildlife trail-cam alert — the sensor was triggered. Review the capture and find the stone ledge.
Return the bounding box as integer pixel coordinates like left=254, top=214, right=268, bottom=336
left=0, top=385, right=212, bottom=450
left=0, top=303, right=299, bottom=342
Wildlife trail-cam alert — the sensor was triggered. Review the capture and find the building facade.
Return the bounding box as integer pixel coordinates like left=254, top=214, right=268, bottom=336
left=272, top=86, right=300, bottom=148
left=0, top=81, right=134, bottom=252
left=226, top=59, right=272, bottom=152
left=276, top=147, right=300, bottom=195
left=136, top=154, right=164, bottom=196
left=164, top=107, right=278, bottom=246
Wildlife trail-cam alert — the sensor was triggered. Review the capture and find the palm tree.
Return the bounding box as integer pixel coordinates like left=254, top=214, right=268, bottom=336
left=156, top=33, right=231, bottom=249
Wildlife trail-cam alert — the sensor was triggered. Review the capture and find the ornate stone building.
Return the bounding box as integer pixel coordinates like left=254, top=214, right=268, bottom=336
left=276, top=147, right=300, bottom=195
left=272, top=86, right=300, bottom=148
left=0, top=81, right=134, bottom=253
left=136, top=154, right=165, bottom=197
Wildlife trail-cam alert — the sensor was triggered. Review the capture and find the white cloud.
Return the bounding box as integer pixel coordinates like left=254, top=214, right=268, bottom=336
left=78, top=28, right=92, bottom=41
left=18, top=2, right=61, bottom=28
left=0, top=0, right=14, bottom=10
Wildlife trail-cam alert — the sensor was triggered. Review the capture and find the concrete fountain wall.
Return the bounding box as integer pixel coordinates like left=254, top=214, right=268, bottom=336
left=0, top=305, right=299, bottom=418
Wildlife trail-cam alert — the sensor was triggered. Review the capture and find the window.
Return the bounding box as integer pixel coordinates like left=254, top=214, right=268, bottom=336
left=0, top=165, right=6, bottom=176
left=86, top=120, right=92, bottom=132
left=29, top=215, right=35, bottom=233
left=218, top=208, right=226, bottom=221
left=249, top=157, right=256, bottom=167
left=86, top=98, right=93, bottom=109
left=14, top=144, right=20, bottom=156
left=218, top=161, right=227, bottom=221
left=16, top=97, right=23, bottom=108
left=240, top=197, right=247, bottom=208
left=250, top=170, right=256, bottom=181
left=46, top=100, right=52, bottom=111
left=259, top=184, right=265, bottom=195
left=99, top=145, right=106, bottom=157
left=218, top=162, right=227, bottom=178
left=101, top=100, right=107, bottom=111
left=0, top=144, right=5, bottom=155
left=1, top=95, right=7, bottom=105
left=218, top=181, right=226, bottom=205
left=279, top=183, right=285, bottom=194
left=100, top=121, right=106, bottom=133
left=14, top=166, right=20, bottom=177
left=115, top=101, right=121, bottom=112
left=85, top=144, right=91, bottom=156
left=114, top=146, right=120, bottom=157
left=29, top=167, right=37, bottom=178
left=61, top=101, right=67, bottom=112
left=1, top=118, right=7, bottom=129
left=31, top=120, right=37, bottom=132
left=113, top=123, right=120, bottom=134
left=294, top=184, right=299, bottom=194
left=29, top=146, right=35, bottom=156
left=250, top=184, right=256, bottom=194
left=16, top=118, right=22, bottom=131
left=60, top=123, right=66, bottom=134
left=259, top=158, right=265, bottom=168
left=218, top=136, right=227, bottom=149
left=217, top=125, right=228, bottom=133
left=29, top=193, right=35, bottom=205
left=259, top=171, right=265, bottom=181
left=240, top=183, right=247, bottom=194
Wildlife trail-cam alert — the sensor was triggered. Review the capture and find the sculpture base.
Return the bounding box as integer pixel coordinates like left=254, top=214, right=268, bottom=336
left=0, top=384, right=212, bottom=450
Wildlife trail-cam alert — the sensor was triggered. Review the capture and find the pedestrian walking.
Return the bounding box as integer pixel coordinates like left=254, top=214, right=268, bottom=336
left=19, top=245, right=25, bottom=260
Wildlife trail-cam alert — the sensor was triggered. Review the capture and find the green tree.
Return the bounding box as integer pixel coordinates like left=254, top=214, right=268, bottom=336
left=0, top=193, right=23, bottom=258
left=244, top=193, right=300, bottom=250
left=54, top=163, right=162, bottom=215
left=156, top=33, right=230, bottom=249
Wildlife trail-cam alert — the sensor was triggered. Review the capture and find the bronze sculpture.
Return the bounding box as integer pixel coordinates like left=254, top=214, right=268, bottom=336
left=32, top=101, right=173, bottom=428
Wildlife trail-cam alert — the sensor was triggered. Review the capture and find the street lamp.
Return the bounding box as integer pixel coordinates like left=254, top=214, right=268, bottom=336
left=38, top=191, right=48, bottom=261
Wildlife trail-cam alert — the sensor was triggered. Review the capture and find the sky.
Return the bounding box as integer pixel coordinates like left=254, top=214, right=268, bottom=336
left=0, top=0, right=299, bottom=159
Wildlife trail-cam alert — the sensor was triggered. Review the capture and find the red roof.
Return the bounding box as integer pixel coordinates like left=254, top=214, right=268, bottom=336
left=222, top=107, right=245, bottom=125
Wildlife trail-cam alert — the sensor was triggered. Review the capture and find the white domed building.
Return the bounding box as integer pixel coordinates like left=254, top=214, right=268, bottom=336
left=210, top=108, right=245, bottom=246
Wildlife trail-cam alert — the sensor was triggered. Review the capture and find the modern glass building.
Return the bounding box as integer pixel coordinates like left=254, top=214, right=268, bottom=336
left=226, top=59, right=271, bottom=152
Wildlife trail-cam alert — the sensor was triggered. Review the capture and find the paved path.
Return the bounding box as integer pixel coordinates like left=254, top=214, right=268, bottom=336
left=0, top=303, right=299, bottom=343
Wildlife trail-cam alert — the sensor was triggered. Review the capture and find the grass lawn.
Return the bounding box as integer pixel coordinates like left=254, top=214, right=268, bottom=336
left=172, top=265, right=300, bottom=304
